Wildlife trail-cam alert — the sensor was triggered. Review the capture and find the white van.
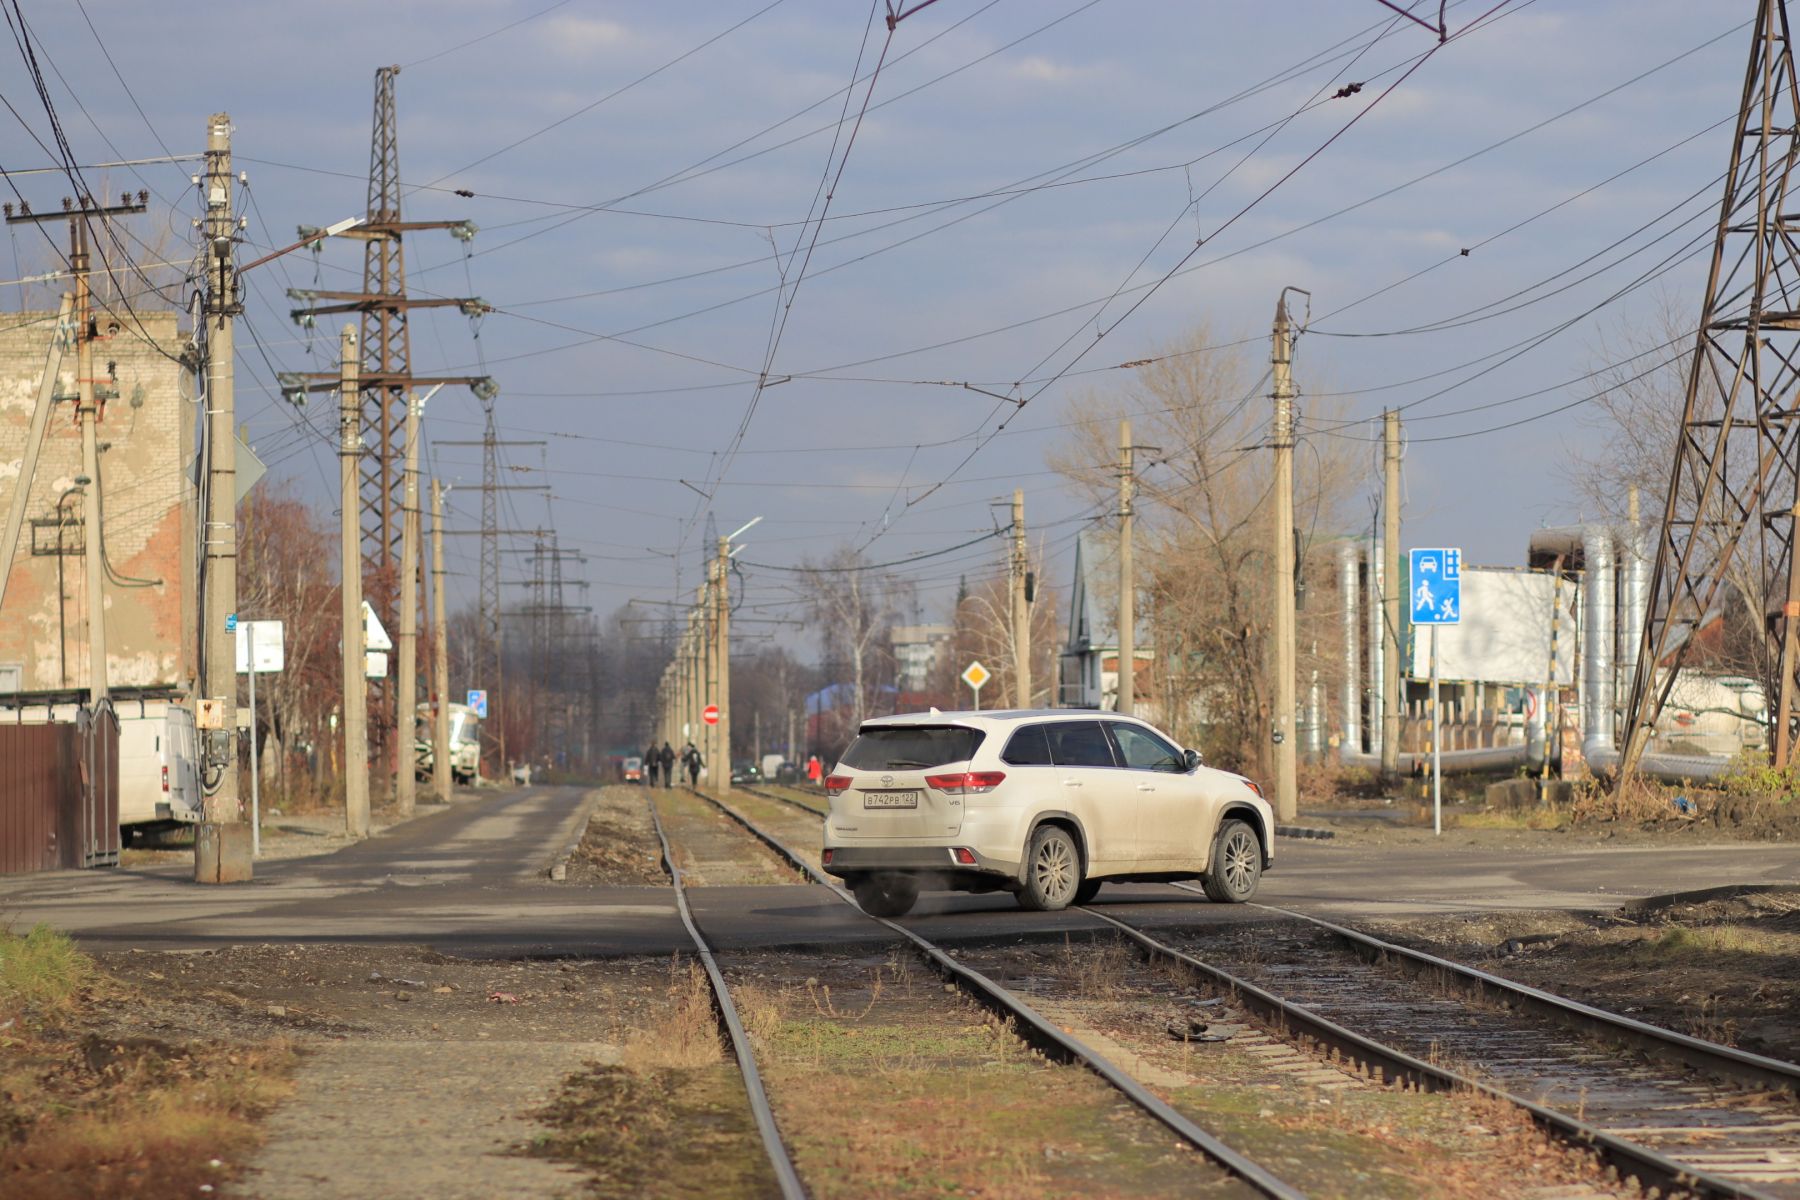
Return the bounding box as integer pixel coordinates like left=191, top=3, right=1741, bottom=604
left=116, top=701, right=203, bottom=837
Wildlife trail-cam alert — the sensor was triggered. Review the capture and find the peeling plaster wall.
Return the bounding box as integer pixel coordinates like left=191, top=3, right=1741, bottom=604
left=0, top=310, right=193, bottom=693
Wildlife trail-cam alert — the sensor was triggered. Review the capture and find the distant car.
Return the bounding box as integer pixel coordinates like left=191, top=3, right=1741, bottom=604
left=730, top=760, right=762, bottom=784
left=775, top=761, right=799, bottom=784
left=820, top=710, right=1273, bottom=918
left=623, top=756, right=644, bottom=783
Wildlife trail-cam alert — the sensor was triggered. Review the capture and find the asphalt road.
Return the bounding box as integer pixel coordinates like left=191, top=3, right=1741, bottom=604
left=4, top=784, right=1799, bottom=955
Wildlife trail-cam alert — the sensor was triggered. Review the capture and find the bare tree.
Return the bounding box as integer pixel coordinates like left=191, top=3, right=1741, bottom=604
left=1051, top=324, right=1359, bottom=773
left=1566, top=296, right=1769, bottom=681
left=798, top=545, right=912, bottom=737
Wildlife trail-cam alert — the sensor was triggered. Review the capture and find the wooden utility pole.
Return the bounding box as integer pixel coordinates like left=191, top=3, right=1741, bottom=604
left=431, top=478, right=451, bottom=803
left=1270, top=297, right=1298, bottom=821
left=714, top=535, right=732, bottom=796
left=339, top=326, right=370, bottom=836
left=1381, top=409, right=1403, bottom=780
left=1117, top=419, right=1135, bottom=716
left=1012, top=489, right=1031, bottom=708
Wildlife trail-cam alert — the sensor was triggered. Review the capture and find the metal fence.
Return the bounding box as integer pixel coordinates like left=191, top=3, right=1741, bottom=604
left=0, top=701, right=119, bottom=874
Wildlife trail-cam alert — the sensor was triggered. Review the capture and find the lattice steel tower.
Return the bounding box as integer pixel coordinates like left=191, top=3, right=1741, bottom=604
left=1622, top=0, right=1800, bottom=775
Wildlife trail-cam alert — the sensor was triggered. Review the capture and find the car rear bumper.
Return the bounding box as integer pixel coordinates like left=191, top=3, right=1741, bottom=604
left=821, top=844, right=1021, bottom=886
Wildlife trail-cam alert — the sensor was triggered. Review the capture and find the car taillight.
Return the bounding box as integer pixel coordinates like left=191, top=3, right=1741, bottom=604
left=924, top=771, right=1006, bottom=795
left=951, top=847, right=977, bottom=865
left=161, top=765, right=169, bottom=793
left=821, top=849, right=834, bottom=865
left=824, top=775, right=852, bottom=796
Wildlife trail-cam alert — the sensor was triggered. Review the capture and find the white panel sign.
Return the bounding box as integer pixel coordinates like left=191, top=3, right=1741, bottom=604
left=234, top=620, right=285, bottom=673
left=1407, top=567, right=1573, bottom=684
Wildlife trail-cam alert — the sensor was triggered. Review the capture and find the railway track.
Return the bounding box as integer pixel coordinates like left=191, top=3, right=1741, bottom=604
left=731, top=781, right=1800, bottom=1198
left=670, top=785, right=1308, bottom=1198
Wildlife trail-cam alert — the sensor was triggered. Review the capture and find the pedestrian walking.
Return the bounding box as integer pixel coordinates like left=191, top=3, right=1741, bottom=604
left=806, top=754, right=822, bottom=787
left=683, top=741, right=704, bottom=787
left=659, top=741, right=676, bottom=789
left=642, top=744, right=659, bottom=787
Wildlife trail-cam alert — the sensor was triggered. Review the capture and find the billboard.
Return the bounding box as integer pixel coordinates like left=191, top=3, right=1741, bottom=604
left=1407, top=566, right=1573, bottom=684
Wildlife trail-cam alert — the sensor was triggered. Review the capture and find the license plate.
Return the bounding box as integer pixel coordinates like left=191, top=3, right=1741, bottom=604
left=863, top=790, right=919, bottom=809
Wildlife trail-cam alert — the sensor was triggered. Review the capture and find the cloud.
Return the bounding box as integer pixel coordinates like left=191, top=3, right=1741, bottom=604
left=540, top=15, right=637, bottom=60
left=1008, top=55, right=1097, bottom=85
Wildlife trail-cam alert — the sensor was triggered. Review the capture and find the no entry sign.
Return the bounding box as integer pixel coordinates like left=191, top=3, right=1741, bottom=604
left=702, top=704, right=720, bottom=726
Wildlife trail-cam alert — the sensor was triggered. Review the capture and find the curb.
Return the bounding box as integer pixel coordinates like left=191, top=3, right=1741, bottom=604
left=1275, top=824, right=1335, bottom=840
left=546, top=789, right=602, bottom=881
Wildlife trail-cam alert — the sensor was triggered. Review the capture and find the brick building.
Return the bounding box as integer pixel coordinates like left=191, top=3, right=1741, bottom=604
left=0, top=309, right=193, bottom=694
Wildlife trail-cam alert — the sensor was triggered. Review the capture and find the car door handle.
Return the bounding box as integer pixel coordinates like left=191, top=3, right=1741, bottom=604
left=1136, top=783, right=1156, bottom=792
left=1062, top=779, right=1083, bottom=787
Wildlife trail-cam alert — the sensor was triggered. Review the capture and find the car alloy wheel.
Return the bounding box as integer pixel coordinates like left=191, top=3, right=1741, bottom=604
left=1032, top=834, right=1076, bottom=904
left=1221, top=826, right=1258, bottom=894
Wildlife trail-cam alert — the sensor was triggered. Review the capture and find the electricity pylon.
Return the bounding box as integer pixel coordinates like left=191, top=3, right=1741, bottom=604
left=1622, top=0, right=1800, bottom=777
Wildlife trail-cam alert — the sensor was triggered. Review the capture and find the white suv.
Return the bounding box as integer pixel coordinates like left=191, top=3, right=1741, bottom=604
left=819, top=710, right=1273, bottom=918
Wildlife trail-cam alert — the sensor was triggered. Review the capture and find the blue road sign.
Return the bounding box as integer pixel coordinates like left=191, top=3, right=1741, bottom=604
left=1409, top=547, right=1461, bottom=625
left=225, top=613, right=238, bottom=633
left=467, top=689, right=489, bottom=719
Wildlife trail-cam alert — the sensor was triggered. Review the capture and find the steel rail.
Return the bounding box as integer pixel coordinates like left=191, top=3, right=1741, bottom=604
left=1092, top=901, right=1762, bottom=1200
left=740, top=783, right=1767, bottom=1197
left=1240, top=899, right=1800, bottom=1095
left=687, top=787, right=1307, bottom=1200
left=645, top=795, right=807, bottom=1200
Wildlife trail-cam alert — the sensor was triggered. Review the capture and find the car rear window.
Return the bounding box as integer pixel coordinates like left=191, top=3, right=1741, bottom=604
left=1001, top=725, right=1053, bottom=765
left=841, top=725, right=984, bottom=771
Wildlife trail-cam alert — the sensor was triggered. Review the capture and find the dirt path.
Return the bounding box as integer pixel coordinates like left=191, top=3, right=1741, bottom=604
left=239, top=1041, right=607, bottom=1199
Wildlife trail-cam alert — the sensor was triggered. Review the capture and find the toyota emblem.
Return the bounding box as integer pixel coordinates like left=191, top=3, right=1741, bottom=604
left=881, top=774, right=893, bottom=785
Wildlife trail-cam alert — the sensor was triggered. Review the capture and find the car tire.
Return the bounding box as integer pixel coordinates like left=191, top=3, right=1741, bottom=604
left=853, top=873, right=920, bottom=918
left=1201, top=818, right=1262, bottom=903
left=1073, top=878, right=1103, bottom=906
left=1016, top=825, right=1082, bottom=912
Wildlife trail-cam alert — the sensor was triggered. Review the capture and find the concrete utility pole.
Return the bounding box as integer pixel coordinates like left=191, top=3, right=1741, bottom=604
left=1012, top=489, right=1031, bottom=708
left=431, top=479, right=451, bottom=803
left=714, top=535, right=731, bottom=796
left=1269, top=297, right=1298, bottom=821
left=197, top=114, right=247, bottom=879
left=1380, top=409, right=1403, bottom=780
left=1117, top=420, right=1135, bottom=717
left=339, top=326, right=370, bottom=837
left=393, top=384, right=442, bottom=815
left=71, top=220, right=108, bottom=708
left=394, top=388, right=422, bottom=816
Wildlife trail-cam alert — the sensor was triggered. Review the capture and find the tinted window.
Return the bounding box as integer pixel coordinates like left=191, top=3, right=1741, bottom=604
left=1108, top=723, right=1184, bottom=772
left=841, top=725, right=984, bottom=770
left=1001, top=724, right=1053, bottom=766
left=1046, top=721, right=1115, bottom=768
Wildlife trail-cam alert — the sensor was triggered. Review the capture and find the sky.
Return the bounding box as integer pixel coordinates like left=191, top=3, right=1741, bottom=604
left=0, top=0, right=1754, bottom=652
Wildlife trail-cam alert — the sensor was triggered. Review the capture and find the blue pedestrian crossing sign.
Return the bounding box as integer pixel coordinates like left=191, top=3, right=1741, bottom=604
left=467, top=689, right=489, bottom=719
left=1409, top=547, right=1461, bottom=625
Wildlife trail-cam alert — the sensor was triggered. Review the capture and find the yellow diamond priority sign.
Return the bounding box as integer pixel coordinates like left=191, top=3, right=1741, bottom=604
left=961, top=661, right=990, bottom=691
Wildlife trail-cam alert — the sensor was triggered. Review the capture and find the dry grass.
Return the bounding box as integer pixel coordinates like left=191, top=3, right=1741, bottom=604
left=622, top=958, right=720, bottom=1071
left=1449, top=808, right=1570, bottom=832
left=0, top=926, right=299, bottom=1199
left=1058, top=936, right=1140, bottom=1000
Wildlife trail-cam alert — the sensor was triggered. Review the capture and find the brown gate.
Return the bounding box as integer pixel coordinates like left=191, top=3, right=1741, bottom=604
left=0, top=703, right=120, bottom=874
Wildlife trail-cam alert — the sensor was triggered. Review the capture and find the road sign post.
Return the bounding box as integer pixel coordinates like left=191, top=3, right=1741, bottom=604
left=1409, top=548, right=1462, bottom=837
left=961, top=661, right=990, bottom=711
left=234, top=619, right=284, bottom=860
left=466, top=689, right=488, bottom=720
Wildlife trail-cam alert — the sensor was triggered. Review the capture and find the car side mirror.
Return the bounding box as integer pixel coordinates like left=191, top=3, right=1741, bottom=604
left=1183, top=748, right=1202, bottom=772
